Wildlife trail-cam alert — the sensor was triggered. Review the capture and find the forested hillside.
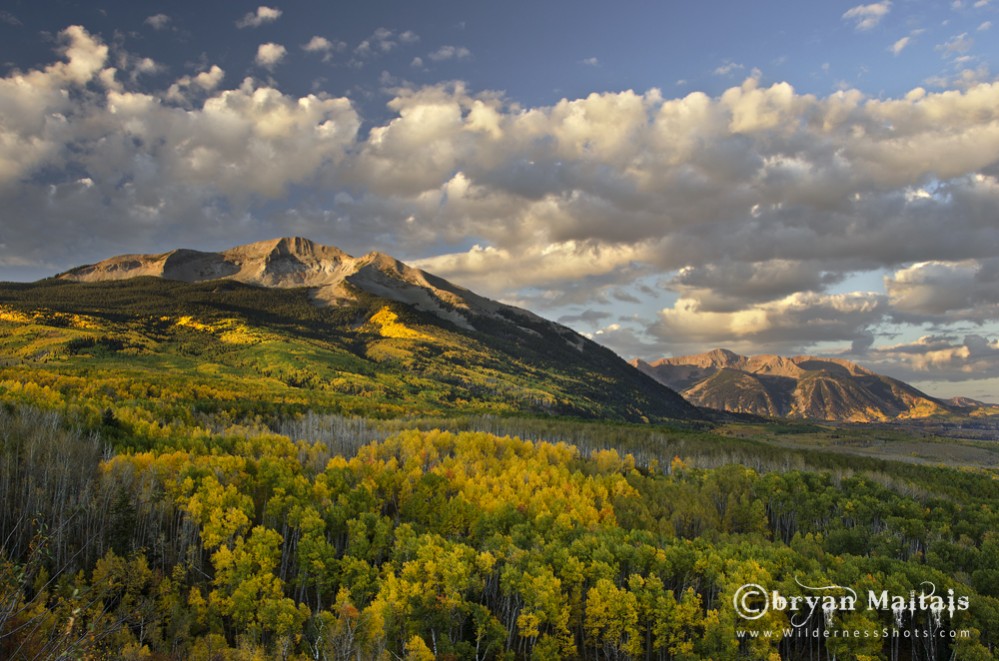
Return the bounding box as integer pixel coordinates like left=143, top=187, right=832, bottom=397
left=1, top=404, right=997, bottom=659
left=0, top=276, right=696, bottom=428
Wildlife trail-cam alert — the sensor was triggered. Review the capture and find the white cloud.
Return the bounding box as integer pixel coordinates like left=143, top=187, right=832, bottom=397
left=144, top=14, right=171, bottom=30
left=236, top=6, right=282, bottom=29
left=302, top=36, right=332, bottom=52
left=134, top=57, right=163, bottom=76
left=891, top=36, right=910, bottom=55
left=581, top=57, right=599, bottom=67
left=166, top=65, right=225, bottom=102
left=979, top=21, right=993, bottom=30
left=713, top=61, right=745, bottom=76
left=885, top=258, right=999, bottom=321
left=413, top=239, right=656, bottom=297
left=939, top=32, right=974, bottom=56
left=428, top=45, right=471, bottom=62
left=255, top=42, right=287, bottom=70
left=870, top=335, right=999, bottom=385
left=6, top=27, right=999, bottom=386
left=843, top=2, right=892, bottom=30
left=650, top=291, right=886, bottom=350
left=302, top=36, right=345, bottom=63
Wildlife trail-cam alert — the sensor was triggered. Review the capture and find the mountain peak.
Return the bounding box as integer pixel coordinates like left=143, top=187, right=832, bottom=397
left=56, top=237, right=555, bottom=336
left=235, top=236, right=324, bottom=259
left=651, top=347, right=743, bottom=370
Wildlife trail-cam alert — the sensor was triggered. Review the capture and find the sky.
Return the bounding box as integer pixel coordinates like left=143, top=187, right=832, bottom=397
left=2, top=1, right=999, bottom=400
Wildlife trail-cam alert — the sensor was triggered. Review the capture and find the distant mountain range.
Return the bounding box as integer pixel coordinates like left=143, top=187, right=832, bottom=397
left=632, top=348, right=963, bottom=422
left=22, top=237, right=697, bottom=422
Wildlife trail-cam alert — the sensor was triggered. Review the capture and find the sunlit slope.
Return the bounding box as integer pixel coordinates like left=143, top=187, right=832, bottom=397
left=0, top=276, right=697, bottom=426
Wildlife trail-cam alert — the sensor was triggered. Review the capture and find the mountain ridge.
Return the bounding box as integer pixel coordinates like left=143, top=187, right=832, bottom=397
left=633, top=350, right=953, bottom=422
left=59, top=237, right=498, bottom=330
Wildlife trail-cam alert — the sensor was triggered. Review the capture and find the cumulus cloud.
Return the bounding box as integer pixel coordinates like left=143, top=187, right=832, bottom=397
left=650, top=292, right=887, bottom=350
left=427, top=45, right=471, bottom=62
left=891, top=36, right=910, bottom=55
left=6, top=25, right=999, bottom=388
left=0, top=11, right=22, bottom=26
left=581, top=57, right=599, bottom=67
left=301, top=36, right=345, bottom=64
left=255, top=42, right=287, bottom=70
left=412, top=239, right=657, bottom=299
left=144, top=14, right=171, bottom=30
left=843, top=2, right=892, bottom=30
left=869, top=335, right=999, bottom=385
left=165, top=65, right=225, bottom=103
left=0, top=25, right=359, bottom=264
left=237, top=6, right=282, bottom=29
left=303, top=36, right=332, bottom=53
left=668, top=261, right=843, bottom=311
left=885, top=258, right=999, bottom=321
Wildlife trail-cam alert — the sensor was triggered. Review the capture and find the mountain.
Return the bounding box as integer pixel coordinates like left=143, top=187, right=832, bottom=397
left=58, top=237, right=508, bottom=331
left=0, top=237, right=699, bottom=425
left=632, top=350, right=953, bottom=422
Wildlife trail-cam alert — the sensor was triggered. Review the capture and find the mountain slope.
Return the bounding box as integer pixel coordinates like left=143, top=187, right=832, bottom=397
left=632, top=350, right=952, bottom=422
left=0, top=238, right=698, bottom=426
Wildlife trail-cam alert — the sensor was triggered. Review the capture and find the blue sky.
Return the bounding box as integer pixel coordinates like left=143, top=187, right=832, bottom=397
left=2, top=1, right=999, bottom=399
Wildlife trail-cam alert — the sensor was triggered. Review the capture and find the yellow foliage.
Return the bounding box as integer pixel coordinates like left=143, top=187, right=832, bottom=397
left=897, top=400, right=944, bottom=419
left=369, top=307, right=431, bottom=341
left=0, top=307, right=101, bottom=330
left=0, top=306, right=31, bottom=323
left=404, top=635, right=436, bottom=660
left=173, top=315, right=260, bottom=345
left=175, top=315, right=213, bottom=332
left=67, top=313, right=102, bottom=330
